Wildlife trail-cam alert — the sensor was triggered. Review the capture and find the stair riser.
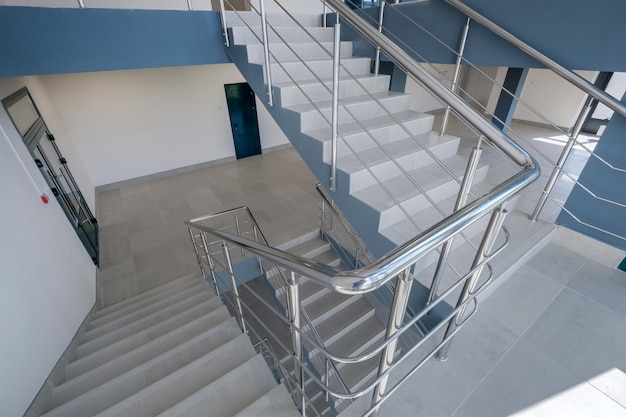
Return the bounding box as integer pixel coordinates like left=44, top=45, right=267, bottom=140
left=232, top=26, right=335, bottom=45
left=299, top=94, right=412, bottom=132
left=67, top=304, right=229, bottom=379
left=343, top=138, right=461, bottom=193
left=277, top=75, right=391, bottom=107
left=310, top=296, right=360, bottom=325
left=247, top=42, right=353, bottom=64
left=226, top=11, right=321, bottom=28
left=376, top=164, right=489, bottom=231
left=267, top=58, right=371, bottom=83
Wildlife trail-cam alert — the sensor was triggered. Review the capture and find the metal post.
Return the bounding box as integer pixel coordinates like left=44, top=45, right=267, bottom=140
left=440, top=17, right=471, bottom=138
left=77, top=0, right=85, bottom=7
left=223, top=241, right=247, bottom=334
left=234, top=213, right=245, bottom=257
left=287, top=271, right=304, bottom=415
left=436, top=206, right=508, bottom=361
left=320, top=199, right=326, bottom=241
left=530, top=99, right=594, bottom=221
left=200, top=232, right=221, bottom=298
left=428, top=145, right=483, bottom=304
left=322, top=1, right=327, bottom=28
left=373, top=1, right=386, bottom=76
left=260, top=0, right=274, bottom=106
left=324, top=357, right=330, bottom=402
left=371, top=267, right=414, bottom=415
left=186, top=0, right=194, bottom=10
left=330, top=23, right=341, bottom=192
left=218, top=0, right=231, bottom=47
left=188, top=228, right=206, bottom=277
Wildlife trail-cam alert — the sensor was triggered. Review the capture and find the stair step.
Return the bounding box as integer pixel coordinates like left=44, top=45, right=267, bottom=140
left=233, top=385, right=300, bottom=417
left=289, top=91, right=412, bottom=132
left=89, top=279, right=208, bottom=331
left=246, top=41, right=353, bottom=64
left=311, top=297, right=377, bottom=350
left=76, top=290, right=216, bottom=358
left=290, top=237, right=331, bottom=258
left=231, top=26, right=335, bottom=45
left=54, top=314, right=241, bottom=405
left=67, top=300, right=228, bottom=379
left=43, top=324, right=250, bottom=417
left=90, top=334, right=257, bottom=417
left=338, top=132, right=461, bottom=193
left=267, top=56, right=372, bottom=84
left=306, top=291, right=360, bottom=325
left=326, top=315, right=385, bottom=358
left=275, top=74, right=391, bottom=107
left=226, top=11, right=322, bottom=29
left=155, top=355, right=278, bottom=417
left=352, top=155, right=489, bottom=231
left=94, top=273, right=199, bottom=320
left=276, top=278, right=329, bottom=307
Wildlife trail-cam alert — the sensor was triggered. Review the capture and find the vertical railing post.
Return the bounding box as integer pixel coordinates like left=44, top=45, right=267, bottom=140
left=371, top=267, right=414, bottom=415
left=330, top=23, right=342, bottom=192
left=287, top=271, right=305, bottom=415
left=260, top=0, right=274, bottom=106
left=77, top=0, right=85, bottom=8
left=322, top=1, right=327, bottom=28
left=428, top=145, right=483, bottom=304
left=373, top=0, right=386, bottom=76
left=234, top=213, right=246, bottom=257
left=530, top=98, right=594, bottom=221
left=200, top=231, right=221, bottom=298
left=436, top=206, right=508, bottom=361
left=223, top=241, right=247, bottom=334
left=218, top=0, right=231, bottom=47
left=440, top=17, right=471, bottom=137
left=188, top=228, right=206, bottom=277
left=320, top=199, right=326, bottom=241
left=186, top=0, right=194, bottom=11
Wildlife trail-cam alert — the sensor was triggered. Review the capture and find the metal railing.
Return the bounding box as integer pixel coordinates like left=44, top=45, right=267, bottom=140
left=375, top=0, right=626, bottom=242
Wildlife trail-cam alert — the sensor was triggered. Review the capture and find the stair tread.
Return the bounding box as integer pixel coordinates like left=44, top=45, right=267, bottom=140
left=77, top=290, right=216, bottom=357
left=311, top=298, right=376, bottom=347
left=67, top=299, right=227, bottom=378
left=155, top=355, right=278, bottom=417
left=233, top=385, right=300, bottom=417
left=55, top=315, right=241, bottom=405
left=326, top=315, right=385, bottom=358
left=88, top=280, right=210, bottom=333
left=285, top=91, right=408, bottom=113
left=289, top=237, right=330, bottom=257
left=90, top=334, right=257, bottom=417
left=273, top=73, right=388, bottom=89
left=95, top=273, right=200, bottom=318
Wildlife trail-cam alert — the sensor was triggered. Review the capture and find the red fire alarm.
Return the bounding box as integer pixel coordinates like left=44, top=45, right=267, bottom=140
left=41, top=194, right=49, bottom=204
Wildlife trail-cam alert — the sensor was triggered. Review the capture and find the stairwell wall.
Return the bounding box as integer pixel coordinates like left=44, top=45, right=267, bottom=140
left=0, top=77, right=97, bottom=417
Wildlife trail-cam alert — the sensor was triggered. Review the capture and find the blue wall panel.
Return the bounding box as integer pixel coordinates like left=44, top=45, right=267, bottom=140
left=0, top=7, right=230, bottom=77
left=558, top=92, right=626, bottom=251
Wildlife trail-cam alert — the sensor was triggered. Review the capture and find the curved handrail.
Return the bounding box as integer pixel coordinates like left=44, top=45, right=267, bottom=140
left=440, top=0, right=626, bottom=120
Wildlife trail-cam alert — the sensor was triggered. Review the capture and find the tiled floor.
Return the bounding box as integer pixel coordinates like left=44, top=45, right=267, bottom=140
left=95, top=118, right=626, bottom=416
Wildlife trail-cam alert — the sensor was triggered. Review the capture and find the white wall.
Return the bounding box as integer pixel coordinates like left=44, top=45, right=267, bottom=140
left=512, top=69, right=597, bottom=128
left=36, top=64, right=289, bottom=189
left=0, top=77, right=96, bottom=417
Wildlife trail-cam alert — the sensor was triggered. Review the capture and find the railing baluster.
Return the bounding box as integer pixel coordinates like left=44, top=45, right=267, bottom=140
left=373, top=0, right=386, bottom=76
left=440, top=17, right=471, bottom=138
left=330, top=23, right=341, bottom=192
left=223, top=241, right=247, bottom=333
left=218, top=0, right=231, bottom=47
left=436, top=206, right=508, bottom=361
left=286, top=271, right=304, bottom=415
left=371, top=266, right=414, bottom=415
left=186, top=0, right=193, bottom=11
left=428, top=144, right=483, bottom=304
left=201, top=232, right=221, bottom=297
left=260, top=0, right=274, bottom=106
left=77, top=0, right=85, bottom=8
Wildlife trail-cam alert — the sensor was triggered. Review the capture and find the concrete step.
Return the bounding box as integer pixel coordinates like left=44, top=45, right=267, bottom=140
left=275, top=74, right=391, bottom=107
left=306, top=291, right=360, bottom=325
left=231, top=26, right=335, bottom=45
left=233, top=385, right=301, bottom=417
left=267, top=56, right=372, bottom=84
left=88, top=279, right=209, bottom=332
left=93, top=273, right=200, bottom=320
left=54, top=315, right=241, bottom=406
left=338, top=132, right=461, bottom=193
left=311, top=298, right=377, bottom=351
left=43, top=325, right=250, bottom=417
left=90, top=334, right=257, bottom=417
left=154, top=355, right=278, bottom=417
left=353, top=155, right=489, bottom=231
left=290, top=237, right=332, bottom=258
left=246, top=41, right=353, bottom=64
left=226, top=11, right=322, bottom=29
left=67, top=300, right=228, bottom=379
left=288, top=91, right=412, bottom=132
left=76, top=290, right=216, bottom=358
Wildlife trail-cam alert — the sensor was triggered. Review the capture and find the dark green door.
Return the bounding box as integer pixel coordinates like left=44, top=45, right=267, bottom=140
left=224, top=83, right=262, bottom=159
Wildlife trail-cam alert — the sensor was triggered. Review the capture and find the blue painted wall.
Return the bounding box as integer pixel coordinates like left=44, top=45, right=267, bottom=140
left=0, top=7, right=230, bottom=77
left=558, top=91, right=626, bottom=251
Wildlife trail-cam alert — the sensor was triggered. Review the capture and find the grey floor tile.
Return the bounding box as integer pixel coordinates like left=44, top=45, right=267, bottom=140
left=525, top=243, right=587, bottom=285
left=523, top=288, right=626, bottom=382
left=480, top=265, right=564, bottom=335
left=567, top=260, right=626, bottom=318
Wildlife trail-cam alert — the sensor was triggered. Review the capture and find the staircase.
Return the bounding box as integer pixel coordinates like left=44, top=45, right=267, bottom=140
left=269, top=231, right=389, bottom=416
left=35, top=273, right=300, bottom=417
